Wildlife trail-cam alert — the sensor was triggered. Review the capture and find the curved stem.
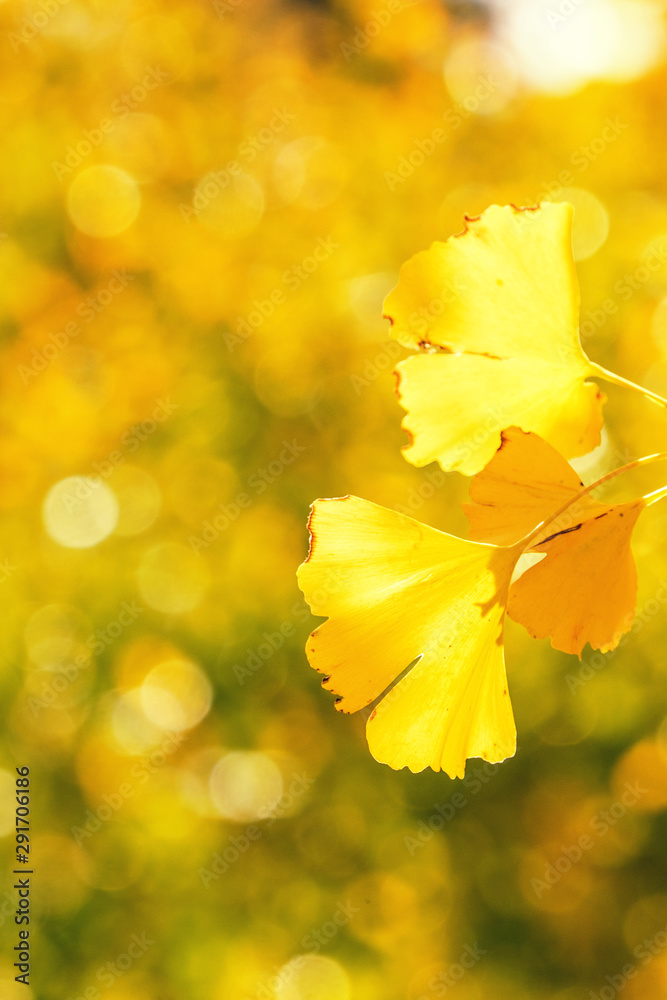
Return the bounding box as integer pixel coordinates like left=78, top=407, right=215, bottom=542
left=516, top=451, right=667, bottom=553
left=644, top=484, right=667, bottom=507
left=588, top=361, right=667, bottom=409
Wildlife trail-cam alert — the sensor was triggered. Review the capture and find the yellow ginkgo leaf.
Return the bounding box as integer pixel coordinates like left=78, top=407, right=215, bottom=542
left=465, top=426, right=643, bottom=656
left=297, top=496, right=518, bottom=777
left=383, top=203, right=605, bottom=475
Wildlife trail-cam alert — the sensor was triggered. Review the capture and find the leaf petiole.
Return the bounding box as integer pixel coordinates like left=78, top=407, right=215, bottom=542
left=588, top=361, right=667, bottom=409
left=644, top=484, right=667, bottom=507
left=516, top=450, right=667, bottom=552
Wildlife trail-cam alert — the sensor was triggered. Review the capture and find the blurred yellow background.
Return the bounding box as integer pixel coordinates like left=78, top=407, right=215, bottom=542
left=3, top=0, right=667, bottom=998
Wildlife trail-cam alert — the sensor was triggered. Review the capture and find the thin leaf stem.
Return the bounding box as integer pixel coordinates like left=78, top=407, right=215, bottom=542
left=588, top=362, right=667, bottom=409
left=644, top=484, right=667, bottom=507
left=517, top=451, right=667, bottom=552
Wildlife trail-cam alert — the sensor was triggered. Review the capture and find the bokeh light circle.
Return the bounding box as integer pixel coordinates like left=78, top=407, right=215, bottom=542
left=209, top=751, right=283, bottom=822
left=137, top=542, right=210, bottom=613
left=140, top=658, right=213, bottom=732
left=495, top=0, right=666, bottom=94
left=273, top=137, right=347, bottom=209
left=274, top=955, right=351, bottom=1000
left=112, top=464, right=162, bottom=537
left=43, top=476, right=119, bottom=548
left=111, top=688, right=168, bottom=754
left=67, top=165, right=141, bottom=238
left=546, top=186, right=610, bottom=261
left=613, top=738, right=667, bottom=812
left=195, top=172, right=264, bottom=237
left=24, top=603, right=89, bottom=667
left=444, top=39, right=518, bottom=115
left=104, top=113, right=172, bottom=183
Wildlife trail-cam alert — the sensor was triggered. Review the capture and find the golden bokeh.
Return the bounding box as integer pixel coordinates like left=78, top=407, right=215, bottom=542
left=2, top=0, right=667, bottom=997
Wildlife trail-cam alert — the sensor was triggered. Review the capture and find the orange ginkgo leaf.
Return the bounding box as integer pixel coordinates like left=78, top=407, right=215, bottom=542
left=508, top=500, right=643, bottom=657
left=465, top=426, right=645, bottom=656
left=464, top=425, right=609, bottom=546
